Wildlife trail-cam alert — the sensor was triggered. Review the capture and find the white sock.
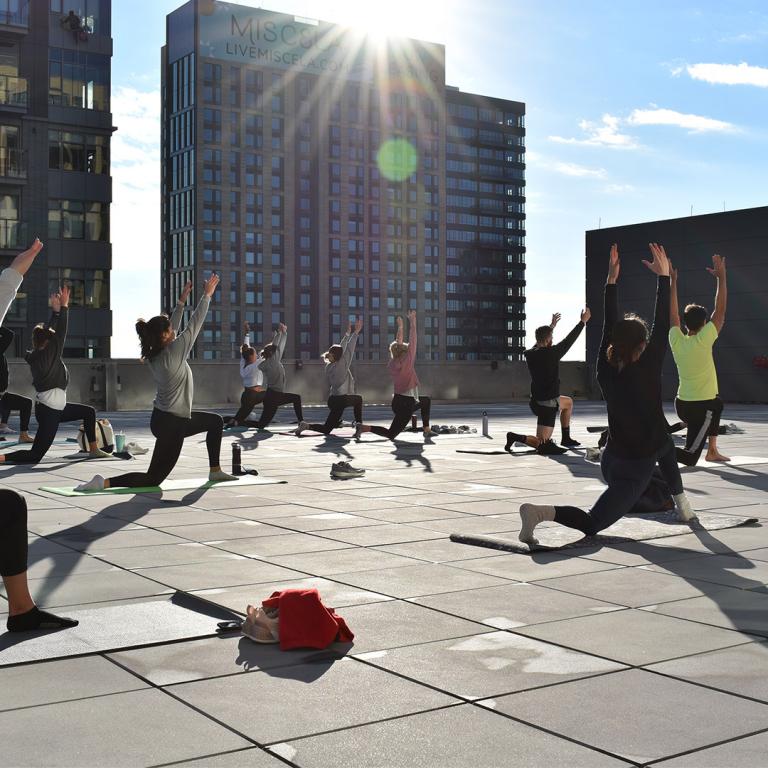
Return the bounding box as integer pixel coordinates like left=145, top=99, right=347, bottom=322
left=673, top=493, right=697, bottom=522
left=75, top=475, right=105, bottom=492
left=518, top=503, right=555, bottom=546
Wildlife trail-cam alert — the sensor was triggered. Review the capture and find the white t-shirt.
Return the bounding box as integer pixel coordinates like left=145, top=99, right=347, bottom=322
left=37, top=387, right=67, bottom=411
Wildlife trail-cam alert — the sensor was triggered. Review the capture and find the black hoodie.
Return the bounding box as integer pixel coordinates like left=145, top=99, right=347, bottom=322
left=25, top=308, right=69, bottom=392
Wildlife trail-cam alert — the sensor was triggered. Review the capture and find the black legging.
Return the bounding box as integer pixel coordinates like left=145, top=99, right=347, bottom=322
left=256, top=388, right=303, bottom=428
left=307, top=394, right=363, bottom=434
left=553, top=436, right=683, bottom=536
left=0, top=392, right=33, bottom=432
left=232, top=388, right=266, bottom=425
left=2, top=401, right=96, bottom=464
left=369, top=394, right=432, bottom=440
left=675, top=396, right=724, bottom=466
left=0, top=489, right=27, bottom=578
left=108, top=408, right=223, bottom=488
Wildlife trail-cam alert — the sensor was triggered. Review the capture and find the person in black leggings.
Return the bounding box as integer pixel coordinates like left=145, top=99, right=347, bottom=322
left=1, top=489, right=79, bottom=632
left=297, top=318, right=364, bottom=436
left=0, top=285, right=109, bottom=465
left=517, top=243, right=696, bottom=545
left=0, top=326, right=34, bottom=443
left=254, top=323, right=304, bottom=429
left=76, top=276, right=235, bottom=492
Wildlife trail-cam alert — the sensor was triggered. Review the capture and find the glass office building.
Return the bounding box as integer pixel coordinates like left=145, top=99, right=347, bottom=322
left=162, top=0, right=525, bottom=361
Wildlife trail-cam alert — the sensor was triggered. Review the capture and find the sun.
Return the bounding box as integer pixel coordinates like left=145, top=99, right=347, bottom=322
left=331, top=0, right=445, bottom=42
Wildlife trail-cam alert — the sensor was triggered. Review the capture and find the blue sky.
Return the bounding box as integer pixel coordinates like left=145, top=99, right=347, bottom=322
left=110, top=0, right=768, bottom=357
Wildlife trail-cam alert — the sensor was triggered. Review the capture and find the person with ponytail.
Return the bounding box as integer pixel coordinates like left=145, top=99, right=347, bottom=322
left=355, top=310, right=433, bottom=441
left=252, top=322, right=304, bottom=430
left=295, top=317, right=364, bottom=436
left=225, top=321, right=266, bottom=426
left=516, top=243, right=696, bottom=546
left=0, top=283, right=111, bottom=465
left=76, top=275, right=236, bottom=491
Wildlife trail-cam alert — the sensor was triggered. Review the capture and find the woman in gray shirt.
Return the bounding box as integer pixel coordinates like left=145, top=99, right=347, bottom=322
left=253, top=323, right=304, bottom=429
left=76, top=275, right=235, bottom=491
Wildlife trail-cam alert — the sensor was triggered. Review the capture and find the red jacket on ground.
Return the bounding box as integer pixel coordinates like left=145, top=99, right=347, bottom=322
left=262, top=588, right=354, bottom=650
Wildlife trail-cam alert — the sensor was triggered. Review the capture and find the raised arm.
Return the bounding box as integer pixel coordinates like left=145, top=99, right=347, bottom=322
left=51, top=285, right=71, bottom=353
left=669, top=263, right=681, bottom=328
left=395, top=316, right=404, bottom=345
left=242, top=321, right=251, bottom=349
left=170, top=280, right=193, bottom=333
left=173, top=274, right=217, bottom=358
left=273, top=323, right=288, bottom=360
left=642, top=243, right=671, bottom=363
left=552, top=310, right=590, bottom=360
left=405, top=310, right=417, bottom=363
left=0, top=326, right=13, bottom=355
left=708, top=254, right=727, bottom=333
left=343, top=317, right=363, bottom=363
left=598, top=244, right=620, bottom=374
left=9, top=238, right=43, bottom=278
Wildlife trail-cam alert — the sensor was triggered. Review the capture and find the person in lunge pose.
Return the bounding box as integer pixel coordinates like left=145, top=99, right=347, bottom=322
left=0, top=326, right=34, bottom=443
left=669, top=254, right=729, bottom=465
left=0, top=284, right=111, bottom=465
left=296, top=317, right=364, bottom=436
left=356, top=310, right=432, bottom=441
left=516, top=243, right=696, bottom=546
left=226, top=322, right=266, bottom=426
left=75, top=275, right=236, bottom=491
left=505, top=308, right=591, bottom=455
left=253, top=323, right=304, bottom=430
left=0, top=239, right=77, bottom=631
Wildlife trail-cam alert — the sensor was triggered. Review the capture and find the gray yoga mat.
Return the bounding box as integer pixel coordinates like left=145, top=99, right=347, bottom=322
left=450, top=512, right=760, bottom=554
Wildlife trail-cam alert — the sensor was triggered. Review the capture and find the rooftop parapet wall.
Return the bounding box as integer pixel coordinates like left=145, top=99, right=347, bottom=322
left=6, top=359, right=590, bottom=410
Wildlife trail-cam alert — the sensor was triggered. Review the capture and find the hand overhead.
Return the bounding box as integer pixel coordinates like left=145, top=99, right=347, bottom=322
left=203, top=273, right=220, bottom=297
left=706, top=253, right=726, bottom=279
left=580, top=307, right=591, bottom=324
left=642, top=242, right=671, bottom=277
left=607, top=243, right=620, bottom=284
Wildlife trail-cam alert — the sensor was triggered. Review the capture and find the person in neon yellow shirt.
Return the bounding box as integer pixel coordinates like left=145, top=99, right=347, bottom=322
left=669, top=254, right=728, bottom=465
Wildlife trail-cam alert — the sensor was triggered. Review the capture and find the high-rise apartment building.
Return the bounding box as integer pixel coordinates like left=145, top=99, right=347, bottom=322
left=0, top=0, right=113, bottom=357
left=162, top=0, right=525, bottom=362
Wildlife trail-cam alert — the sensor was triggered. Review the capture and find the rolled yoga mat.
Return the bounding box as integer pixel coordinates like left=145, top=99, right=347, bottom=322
left=450, top=511, right=760, bottom=554
left=40, top=474, right=287, bottom=497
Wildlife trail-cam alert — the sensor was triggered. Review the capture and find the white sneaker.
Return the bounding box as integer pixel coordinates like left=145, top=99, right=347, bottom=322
left=673, top=493, right=697, bottom=522
left=75, top=475, right=106, bottom=492
left=125, top=442, right=148, bottom=455
left=0, top=425, right=14, bottom=434
left=295, top=420, right=309, bottom=436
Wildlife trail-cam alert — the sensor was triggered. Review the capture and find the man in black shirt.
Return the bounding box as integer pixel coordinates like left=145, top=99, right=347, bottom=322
left=505, top=309, right=591, bottom=455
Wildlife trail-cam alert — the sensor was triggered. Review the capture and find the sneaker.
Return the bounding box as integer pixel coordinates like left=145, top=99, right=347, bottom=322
left=331, top=462, right=366, bottom=478
left=74, top=474, right=106, bottom=492
left=295, top=420, right=310, bottom=436
left=241, top=605, right=279, bottom=644
left=584, top=447, right=601, bottom=463
left=125, top=442, right=148, bottom=455
left=537, top=440, right=568, bottom=456
left=560, top=437, right=581, bottom=447
left=89, top=448, right=113, bottom=459
left=0, top=425, right=14, bottom=434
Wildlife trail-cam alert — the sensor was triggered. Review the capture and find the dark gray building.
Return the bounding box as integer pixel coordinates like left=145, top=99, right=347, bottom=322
left=586, top=206, right=768, bottom=402
left=0, top=0, right=113, bottom=358
left=161, top=0, right=525, bottom=362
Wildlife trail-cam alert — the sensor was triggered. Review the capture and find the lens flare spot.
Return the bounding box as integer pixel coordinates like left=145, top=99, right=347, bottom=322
left=376, top=138, right=419, bottom=181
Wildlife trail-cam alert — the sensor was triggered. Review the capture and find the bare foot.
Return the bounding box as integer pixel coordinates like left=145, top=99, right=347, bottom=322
left=19, top=434, right=34, bottom=443
left=706, top=452, right=731, bottom=462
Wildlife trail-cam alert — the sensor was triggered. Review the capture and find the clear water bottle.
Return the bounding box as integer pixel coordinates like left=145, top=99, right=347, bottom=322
left=232, top=443, right=242, bottom=475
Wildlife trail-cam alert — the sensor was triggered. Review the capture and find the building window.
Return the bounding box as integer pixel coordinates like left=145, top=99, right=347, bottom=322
left=48, top=48, right=109, bottom=110
left=48, top=200, right=108, bottom=241
left=48, top=130, right=109, bottom=174
left=48, top=268, right=108, bottom=308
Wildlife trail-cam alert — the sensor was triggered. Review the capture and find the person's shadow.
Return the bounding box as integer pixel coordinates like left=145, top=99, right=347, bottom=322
left=391, top=441, right=433, bottom=473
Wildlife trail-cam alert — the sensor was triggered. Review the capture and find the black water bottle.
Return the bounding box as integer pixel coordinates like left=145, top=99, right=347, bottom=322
left=232, top=443, right=242, bottom=475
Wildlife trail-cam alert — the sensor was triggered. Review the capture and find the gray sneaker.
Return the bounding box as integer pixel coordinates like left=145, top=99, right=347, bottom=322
left=331, top=462, right=365, bottom=478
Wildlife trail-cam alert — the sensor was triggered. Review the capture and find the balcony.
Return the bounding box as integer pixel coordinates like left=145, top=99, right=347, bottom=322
left=0, top=75, right=27, bottom=108
left=0, top=147, right=25, bottom=179
left=0, top=2, right=28, bottom=33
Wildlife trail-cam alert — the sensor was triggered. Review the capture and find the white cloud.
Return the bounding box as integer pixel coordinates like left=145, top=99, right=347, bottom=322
left=627, top=107, right=737, bottom=133
left=110, top=86, right=162, bottom=357
left=686, top=61, right=768, bottom=88
left=551, top=161, right=607, bottom=179
left=604, top=183, right=635, bottom=194
left=549, top=114, right=638, bottom=149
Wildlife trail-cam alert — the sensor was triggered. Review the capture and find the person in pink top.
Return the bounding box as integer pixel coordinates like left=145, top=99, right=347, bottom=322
left=356, top=310, right=432, bottom=441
